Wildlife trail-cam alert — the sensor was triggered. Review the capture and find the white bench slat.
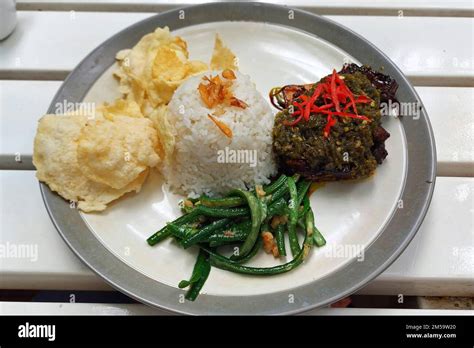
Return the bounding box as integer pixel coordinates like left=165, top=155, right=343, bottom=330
left=0, top=11, right=473, bottom=85
left=1, top=301, right=472, bottom=315
left=416, top=87, right=474, bottom=177
left=1, top=80, right=472, bottom=177
left=0, top=81, right=61, bottom=156
left=1, top=171, right=472, bottom=296
left=0, top=170, right=110, bottom=290
left=15, top=0, right=474, bottom=17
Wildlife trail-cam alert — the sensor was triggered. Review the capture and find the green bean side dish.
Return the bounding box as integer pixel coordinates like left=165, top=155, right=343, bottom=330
left=146, top=174, right=326, bottom=301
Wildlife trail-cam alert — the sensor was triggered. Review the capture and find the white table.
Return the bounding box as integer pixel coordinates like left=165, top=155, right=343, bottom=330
left=0, top=0, right=473, bottom=315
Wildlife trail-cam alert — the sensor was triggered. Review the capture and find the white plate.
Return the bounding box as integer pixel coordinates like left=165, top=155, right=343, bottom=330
left=41, top=2, right=435, bottom=314
left=81, top=21, right=406, bottom=297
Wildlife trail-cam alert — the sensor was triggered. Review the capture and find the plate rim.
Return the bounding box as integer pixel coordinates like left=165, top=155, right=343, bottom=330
left=40, top=1, right=436, bottom=315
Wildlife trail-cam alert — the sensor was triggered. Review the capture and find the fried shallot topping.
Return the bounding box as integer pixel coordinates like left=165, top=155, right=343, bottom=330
left=198, top=70, right=247, bottom=110
left=207, top=114, right=233, bottom=138
left=262, top=231, right=279, bottom=258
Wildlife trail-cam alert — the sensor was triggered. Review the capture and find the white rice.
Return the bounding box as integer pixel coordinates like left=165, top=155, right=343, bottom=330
left=164, top=70, right=277, bottom=197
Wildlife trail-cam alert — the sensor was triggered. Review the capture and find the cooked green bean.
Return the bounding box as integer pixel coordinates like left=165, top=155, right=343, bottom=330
left=267, top=174, right=300, bottom=204
left=147, top=227, right=172, bottom=246
left=195, top=205, right=249, bottom=218
left=208, top=240, right=229, bottom=248
left=178, top=249, right=208, bottom=289
left=148, top=174, right=327, bottom=301
left=183, top=250, right=211, bottom=301
left=267, top=197, right=287, bottom=217
left=287, top=228, right=300, bottom=256
left=306, top=209, right=326, bottom=247
left=201, top=237, right=263, bottom=265
left=207, top=219, right=251, bottom=245
left=299, top=195, right=310, bottom=219
left=263, top=174, right=287, bottom=194
left=147, top=209, right=201, bottom=246
left=221, top=237, right=263, bottom=264
left=209, top=221, right=313, bottom=275
left=234, top=237, right=263, bottom=264
left=167, top=223, right=192, bottom=239
left=259, top=200, right=268, bottom=223
left=275, top=223, right=286, bottom=256
left=296, top=180, right=311, bottom=207
left=180, top=204, right=195, bottom=214
left=200, top=195, right=245, bottom=208
left=228, top=189, right=262, bottom=259
left=287, top=176, right=300, bottom=256
left=297, top=212, right=326, bottom=248
left=268, top=183, right=288, bottom=204
left=181, top=218, right=232, bottom=248
left=201, top=174, right=287, bottom=208
left=186, top=262, right=210, bottom=301
left=205, top=198, right=289, bottom=253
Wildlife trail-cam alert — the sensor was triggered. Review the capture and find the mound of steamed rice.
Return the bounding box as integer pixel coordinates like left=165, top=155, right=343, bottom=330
left=164, top=70, right=276, bottom=197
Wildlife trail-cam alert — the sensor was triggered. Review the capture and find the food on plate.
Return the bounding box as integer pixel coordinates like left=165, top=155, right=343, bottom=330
left=210, top=34, right=238, bottom=71
left=270, top=64, right=396, bottom=181
left=147, top=105, right=175, bottom=162
left=146, top=174, right=326, bottom=301
left=33, top=22, right=402, bottom=304
left=34, top=28, right=245, bottom=211
left=162, top=69, right=277, bottom=197
left=339, top=63, right=399, bottom=105
left=114, top=27, right=208, bottom=115
left=146, top=34, right=239, bottom=167
left=33, top=114, right=152, bottom=212
left=33, top=99, right=161, bottom=212
left=145, top=62, right=398, bottom=301
left=98, top=98, right=143, bottom=119
left=77, top=114, right=160, bottom=190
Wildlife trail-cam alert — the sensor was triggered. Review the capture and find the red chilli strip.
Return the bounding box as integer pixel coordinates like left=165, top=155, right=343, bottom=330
left=337, top=93, right=348, bottom=101
left=323, top=114, right=337, bottom=138
left=342, top=97, right=372, bottom=112
left=292, top=110, right=302, bottom=116
left=322, top=83, right=331, bottom=104
left=291, top=102, right=305, bottom=118
left=325, top=82, right=331, bottom=92
left=283, top=113, right=304, bottom=126
left=322, top=93, right=331, bottom=100
left=304, top=84, right=324, bottom=121
left=334, top=73, right=359, bottom=115
left=336, top=85, right=349, bottom=102
left=293, top=102, right=334, bottom=119
left=311, top=103, right=334, bottom=112
left=284, top=70, right=371, bottom=131
left=300, top=95, right=309, bottom=101
left=290, top=94, right=311, bottom=119
left=345, top=87, right=359, bottom=115
left=292, top=95, right=308, bottom=107
left=355, top=95, right=371, bottom=102
left=293, top=99, right=306, bottom=108
left=330, top=69, right=341, bottom=112
left=294, top=94, right=309, bottom=107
